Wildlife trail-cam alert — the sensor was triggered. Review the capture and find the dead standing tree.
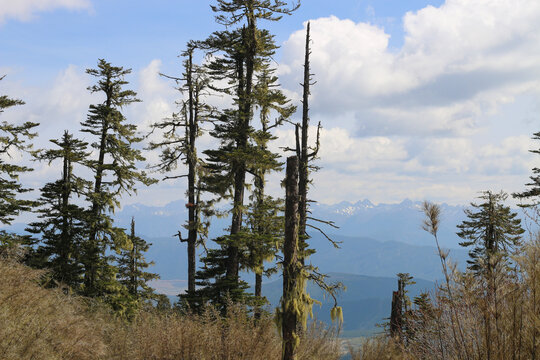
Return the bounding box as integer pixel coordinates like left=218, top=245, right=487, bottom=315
left=282, top=21, right=343, bottom=334
left=282, top=155, right=300, bottom=360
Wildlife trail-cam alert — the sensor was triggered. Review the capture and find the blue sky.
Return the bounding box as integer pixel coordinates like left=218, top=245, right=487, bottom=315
left=1, top=0, right=539, bottom=212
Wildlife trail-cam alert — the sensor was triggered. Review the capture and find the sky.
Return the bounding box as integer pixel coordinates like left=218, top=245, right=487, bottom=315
left=1, top=0, right=539, bottom=212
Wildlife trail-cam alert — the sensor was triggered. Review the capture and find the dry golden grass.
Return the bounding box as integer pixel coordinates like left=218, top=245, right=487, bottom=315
left=0, top=259, right=107, bottom=360
left=0, top=258, right=340, bottom=360
left=107, top=307, right=339, bottom=360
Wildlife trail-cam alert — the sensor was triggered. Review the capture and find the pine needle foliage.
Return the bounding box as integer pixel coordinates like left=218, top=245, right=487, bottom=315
left=81, top=59, right=155, bottom=300
left=25, top=130, right=90, bottom=290
left=0, top=76, right=38, bottom=225
left=457, top=190, right=524, bottom=276
left=117, top=217, right=159, bottom=304
left=199, top=0, right=299, bottom=306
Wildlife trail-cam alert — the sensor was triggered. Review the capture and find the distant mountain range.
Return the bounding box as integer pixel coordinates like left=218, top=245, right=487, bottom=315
left=145, top=232, right=468, bottom=283
left=113, top=198, right=470, bottom=248
left=3, top=198, right=474, bottom=282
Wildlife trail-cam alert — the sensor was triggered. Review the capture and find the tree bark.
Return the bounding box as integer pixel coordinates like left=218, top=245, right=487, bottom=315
left=282, top=156, right=299, bottom=360
left=85, top=80, right=110, bottom=297
left=186, top=48, right=197, bottom=295
left=298, top=22, right=311, bottom=266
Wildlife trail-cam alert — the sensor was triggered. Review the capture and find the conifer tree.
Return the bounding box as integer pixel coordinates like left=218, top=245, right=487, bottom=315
left=0, top=76, right=38, bottom=225
left=514, top=131, right=540, bottom=204
left=26, top=131, right=90, bottom=289
left=81, top=59, right=155, bottom=298
left=201, top=0, right=299, bottom=298
left=190, top=241, right=252, bottom=314
left=246, top=66, right=294, bottom=314
left=457, top=191, right=524, bottom=359
left=117, top=217, right=158, bottom=302
left=148, top=45, right=211, bottom=307
left=457, top=191, right=524, bottom=276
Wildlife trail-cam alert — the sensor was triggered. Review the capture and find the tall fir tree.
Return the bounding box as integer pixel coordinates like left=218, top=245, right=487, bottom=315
left=81, top=59, right=155, bottom=299
left=148, top=45, right=211, bottom=308
left=26, top=131, right=90, bottom=290
left=117, top=217, right=158, bottom=303
left=457, top=191, right=524, bottom=276
left=0, top=76, right=38, bottom=225
left=200, top=0, right=299, bottom=303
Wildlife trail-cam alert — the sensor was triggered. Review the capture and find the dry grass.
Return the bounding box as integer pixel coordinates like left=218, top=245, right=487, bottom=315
left=347, top=337, right=414, bottom=360
left=0, top=258, right=340, bottom=360
left=0, top=259, right=107, bottom=360
left=108, top=308, right=339, bottom=360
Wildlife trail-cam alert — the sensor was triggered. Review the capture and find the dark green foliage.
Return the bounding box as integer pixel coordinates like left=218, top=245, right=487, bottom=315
left=210, top=0, right=300, bottom=25
left=389, top=273, right=415, bottom=341
left=117, top=218, right=158, bottom=302
left=457, top=191, right=524, bottom=276
left=246, top=52, right=295, bottom=312
left=244, top=194, right=283, bottom=308
left=25, top=131, right=90, bottom=289
left=187, top=237, right=253, bottom=314
left=514, top=130, right=540, bottom=204
left=81, top=59, right=155, bottom=298
left=200, top=0, right=298, bottom=304
left=0, top=76, right=38, bottom=225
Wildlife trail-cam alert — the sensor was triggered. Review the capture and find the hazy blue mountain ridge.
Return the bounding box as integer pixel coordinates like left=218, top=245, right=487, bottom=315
left=114, top=198, right=469, bottom=248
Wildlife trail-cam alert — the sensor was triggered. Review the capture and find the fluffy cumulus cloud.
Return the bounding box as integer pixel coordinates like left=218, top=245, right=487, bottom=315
left=129, top=59, right=177, bottom=133
left=275, top=0, right=540, bottom=205
left=0, top=0, right=92, bottom=23
left=280, top=0, right=540, bottom=136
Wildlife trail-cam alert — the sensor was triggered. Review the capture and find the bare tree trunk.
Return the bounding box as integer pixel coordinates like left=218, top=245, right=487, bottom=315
left=390, top=278, right=403, bottom=340
left=186, top=48, right=197, bottom=296
left=282, top=156, right=299, bottom=360
left=298, top=22, right=311, bottom=266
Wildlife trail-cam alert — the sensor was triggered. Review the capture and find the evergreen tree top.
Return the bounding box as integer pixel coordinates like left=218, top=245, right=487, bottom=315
left=211, top=0, right=300, bottom=25
left=514, top=131, right=540, bottom=203
left=457, top=190, right=524, bottom=273
left=0, top=76, right=39, bottom=224
left=35, top=131, right=89, bottom=165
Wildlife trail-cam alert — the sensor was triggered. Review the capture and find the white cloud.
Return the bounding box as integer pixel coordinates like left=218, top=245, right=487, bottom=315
left=0, top=0, right=92, bottom=24
left=130, top=59, right=177, bottom=133
left=267, top=0, right=540, bottom=205
left=279, top=1, right=540, bottom=138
